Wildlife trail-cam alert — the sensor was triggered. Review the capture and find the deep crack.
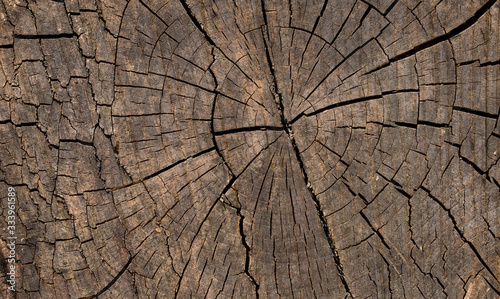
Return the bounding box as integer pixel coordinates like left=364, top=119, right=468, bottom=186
left=422, top=187, right=499, bottom=283
left=237, top=205, right=260, bottom=298
left=79, top=255, right=134, bottom=299
left=260, top=2, right=353, bottom=295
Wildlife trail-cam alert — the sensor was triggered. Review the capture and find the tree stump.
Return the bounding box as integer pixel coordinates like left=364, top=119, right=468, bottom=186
left=1, top=0, right=499, bottom=298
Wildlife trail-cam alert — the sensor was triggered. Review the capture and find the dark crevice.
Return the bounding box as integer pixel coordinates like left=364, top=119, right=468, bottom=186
left=109, top=147, right=216, bottom=191
left=453, top=106, right=499, bottom=119
left=330, top=0, right=357, bottom=45
left=178, top=0, right=215, bottom=46
left=378, top=252, right=393, bottom=298
left=363, top=61, right=390, bottom=75
left=364, top=0, right=497, bottom=75
left=394, top=186, right=412, bottom=199
left=59, top=139, right=95, bottom=147
left=209, top=49, right=236, bottom=177
left=350, top=6, right=372, bottom=38
left=492, top=176, right=500, bottom=190
left=421, top=187, right=499, bottom=282
left=460, top=155, right=487, bottom=176
left=417, top=120, right=450, bottom=128
left=177, top=0, right=259, bottom=88
left=384, top=0, right=399, bottom=16
left=78, top=255, right=133, bottom=299
left=359, top=211, right=391, bottom=250
left=236, top=205, right=260, bottom=298
left=288, top=26, right=329, bottom=43
left=484, top=277, right=500, bottom=295
left=388, top=0, right=497, bottom=63
left=457, top=60, right=480, bottom=66
left=479, top=59, right=500, bottom=67
left=111, top=112, right=170, bottom=118
left=213, top=126, right=284, bottom=136
left=174, top=257, right=191, bottom=299
left=305, top=37, right=376, bottom=101
left=358, top=193, right=369, bottom=205
left=291, top=94, right=383, bottom=123
left=422, top=82, right=456, bottom=86
left=394, top=122, right=417, bottom=129
left=459, top=154, right=493, bottom=184
left=436, top=277, right=448, bottom=297
left=340, top=233, right=374, bottom=251
left=13, top=33, right=76, bottom=39
left=407, top=194, right=418, bottom=247
left=0, top=120, right=38, bottom=127
left=410, top=248, right=449, bottom=297
left=360, top=0, right=384, bottom=16
left=114, top=84, right=162, bottom=91
left=381, top=89, right=419, bottom=95
left=261, top=0, right=352, bottom=295
left=299, top=0, right=329, bottom=68
left=483, top=216, right=498, bottom=240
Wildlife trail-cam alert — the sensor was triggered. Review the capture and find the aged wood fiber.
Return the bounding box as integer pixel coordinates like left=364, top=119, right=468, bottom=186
left=0, top=0, right=499, bottom=298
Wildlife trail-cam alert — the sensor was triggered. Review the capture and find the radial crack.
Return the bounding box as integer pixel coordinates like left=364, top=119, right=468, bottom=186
left=260, top=2, right=353, bottom=295
left=375, top=0, right=498, bottom=71
left=178, top=0, right=260, bottom=88
left=109, top=147, right=216, bottom=191
left=213, top=126, right=284, bottom=136
left=422, top=187, right=499, bottom=282
left=237, top=204, right=260, bottom=298
left=78, top=255, right=134, bottom=299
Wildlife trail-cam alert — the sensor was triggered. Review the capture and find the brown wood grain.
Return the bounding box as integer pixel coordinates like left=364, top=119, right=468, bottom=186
left=0, top=0, right=499, bottom=298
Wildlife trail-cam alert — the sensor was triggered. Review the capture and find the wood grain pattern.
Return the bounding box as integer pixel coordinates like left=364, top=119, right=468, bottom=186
left=0, top=0, right=499, bottom=298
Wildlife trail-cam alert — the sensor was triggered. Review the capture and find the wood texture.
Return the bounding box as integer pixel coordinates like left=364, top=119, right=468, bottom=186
left=0, top=0, right=499, bottom=298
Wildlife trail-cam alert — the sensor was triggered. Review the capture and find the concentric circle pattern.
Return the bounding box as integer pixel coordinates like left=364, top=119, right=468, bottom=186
left=0, top=0, right=499, bottom=298
left=109, top=0, right=500, bottom=297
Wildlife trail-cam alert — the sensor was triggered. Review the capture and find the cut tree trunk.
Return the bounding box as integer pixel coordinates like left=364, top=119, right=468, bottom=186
left=1, top=0, right=500, bottom=298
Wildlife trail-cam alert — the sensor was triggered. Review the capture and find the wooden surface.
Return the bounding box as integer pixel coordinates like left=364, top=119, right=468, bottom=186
left=0, top=0, right=499, bottom=298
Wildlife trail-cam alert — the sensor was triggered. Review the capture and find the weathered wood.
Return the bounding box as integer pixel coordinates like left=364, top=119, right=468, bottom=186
left=0, top=0, right=499, bottom=298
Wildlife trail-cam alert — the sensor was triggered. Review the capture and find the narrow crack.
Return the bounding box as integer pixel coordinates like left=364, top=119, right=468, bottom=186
left=109, top=147, right=216, bottom=191
left=177, top=0, right=260, bottom=88
left=421, top=187, right=499, bottom=283
left=359, top=211, right=391, bottom=250
left=78, top=255, right=133, bottom=299
left=209, top=48, right=236, bottom=178
left=368, top=0, right=498, bottom=74
left=379, top=252, right=393, bottom=298
left=410, top=247, right=449, bottom=297
left=291, top=94, right=383, bottom=123
left=212, top=134, right=284, bottom=297
left=484, top=277, right=500, bottom=295
left=173, top=257, right=191, bottom=299
left=298, top=0, right=329, bottom=69
left=236, top=205, right=260, bottom=298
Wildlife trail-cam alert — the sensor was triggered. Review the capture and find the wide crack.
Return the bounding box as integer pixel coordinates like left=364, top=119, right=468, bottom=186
left=260, top=2, right=353, bottom=295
